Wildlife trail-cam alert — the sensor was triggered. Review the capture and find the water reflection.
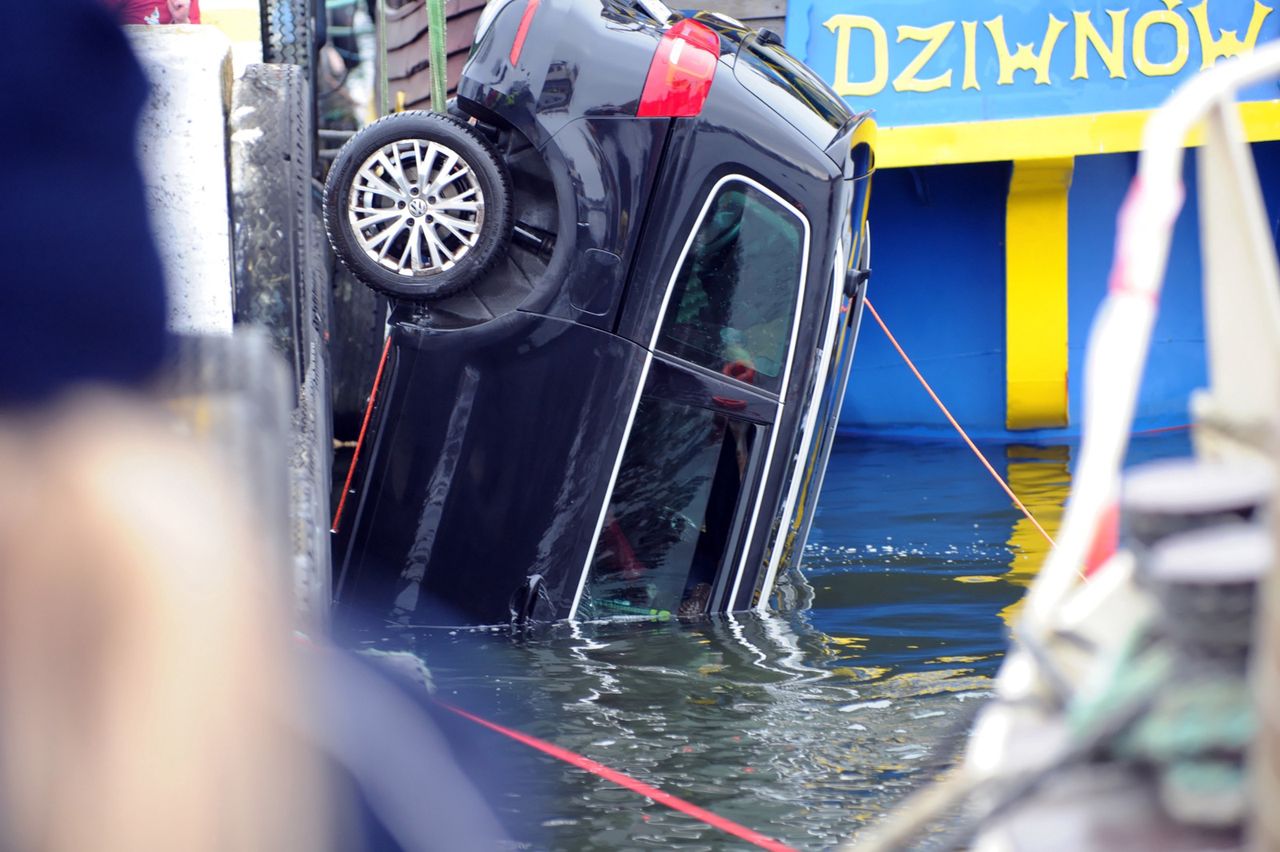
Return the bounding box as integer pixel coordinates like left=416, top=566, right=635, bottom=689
left=350, top=432, right=1190, bottom=850
left=357, top=613, right=985, bottom=849
left=1000, top=445, right=1070, bottom=624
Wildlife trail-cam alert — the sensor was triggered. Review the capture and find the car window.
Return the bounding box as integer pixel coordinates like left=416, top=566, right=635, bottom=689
left=656, top=180, right=806, bottom=395
left=579, top=397, right=756, bottom=619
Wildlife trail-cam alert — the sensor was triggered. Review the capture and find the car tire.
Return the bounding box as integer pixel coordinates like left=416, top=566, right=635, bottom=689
left=228, top=65, right=333, bottom=627
left=261, top=0, right=315, bottom=68
left=323, top=111, right=513, bottom=301
left=230, top=63, right=326, bottom=391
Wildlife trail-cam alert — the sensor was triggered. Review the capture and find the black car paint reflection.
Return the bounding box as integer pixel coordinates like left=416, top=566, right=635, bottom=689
left=333, top=0, right=874, bottom=626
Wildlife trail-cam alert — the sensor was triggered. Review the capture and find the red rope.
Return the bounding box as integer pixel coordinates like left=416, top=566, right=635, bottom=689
left=437, top=702, right=798, bottom=852
left=331, top=335, right=393, bottom=533
left=864, top=297, right=1058, bottom=551
left=1133, top=423, right=1191, bottom=436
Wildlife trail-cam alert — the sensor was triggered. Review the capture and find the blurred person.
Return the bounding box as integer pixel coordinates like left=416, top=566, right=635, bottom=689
left=0, top=396, right=513, bottom=852
left=101, top=0, right=202, bottom=24
left=167, top=0, right=198, bottom=23
left=0, top=0, right=168, bottom=407
left=0, top=393, right=337, bottom=852
left=0, top=4, right=518, bottom=851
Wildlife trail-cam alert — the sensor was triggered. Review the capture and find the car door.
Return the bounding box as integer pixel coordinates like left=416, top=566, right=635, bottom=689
left=569, top=174, right=812, bottom=619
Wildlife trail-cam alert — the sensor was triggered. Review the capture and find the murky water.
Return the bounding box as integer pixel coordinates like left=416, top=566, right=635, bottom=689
left=348, top=432, right=1190, bottom=850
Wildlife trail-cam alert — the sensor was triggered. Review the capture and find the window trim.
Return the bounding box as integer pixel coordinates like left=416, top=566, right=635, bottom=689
left=567, top=174, right=811, bottom=620
left=753, top=241, right=846, bottom=610
left=708, top=178, right=811, bottom=609
left=567, top=350, right=653, bottom=619
left=647, top=174, right=812, bottom=399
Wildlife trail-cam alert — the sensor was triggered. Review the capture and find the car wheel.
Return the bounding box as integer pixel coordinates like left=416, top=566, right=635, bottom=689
left=323, top=111, right=514, bottom=301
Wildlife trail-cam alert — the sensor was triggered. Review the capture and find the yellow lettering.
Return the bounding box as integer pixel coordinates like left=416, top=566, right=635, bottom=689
left=984, top=14, right=1070, bottom=85
left=1073, top=10, right=1129, bottom=79
left=1134, top=0, right=1190, bottom=76
left=893, top=22, right=955, bottom=93
left=962, top=21, right=980, bottom=90
left=824, top=14, right=889, bottom=96
left=1188, top=0, right=1274, bottom=68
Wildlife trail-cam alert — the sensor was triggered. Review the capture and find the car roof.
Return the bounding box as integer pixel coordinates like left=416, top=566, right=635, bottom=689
left=692, top=11, right=854, bottom=156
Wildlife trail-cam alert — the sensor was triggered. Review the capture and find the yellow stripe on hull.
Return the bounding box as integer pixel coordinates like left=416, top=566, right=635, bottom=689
left=1006, top=157, right=1073, bottom=430
left=877, top=101, right=1280, bottom=169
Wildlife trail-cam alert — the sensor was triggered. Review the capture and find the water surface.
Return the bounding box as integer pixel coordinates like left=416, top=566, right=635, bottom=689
left=352, top=433, right=1188, bottom=849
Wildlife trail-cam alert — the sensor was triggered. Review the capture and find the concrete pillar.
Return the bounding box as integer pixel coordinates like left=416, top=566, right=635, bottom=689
left=126, top=25, right=235, bottom=335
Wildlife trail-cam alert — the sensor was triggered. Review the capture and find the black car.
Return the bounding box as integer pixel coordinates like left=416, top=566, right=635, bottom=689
left=324, top=0, right=874, bottom=625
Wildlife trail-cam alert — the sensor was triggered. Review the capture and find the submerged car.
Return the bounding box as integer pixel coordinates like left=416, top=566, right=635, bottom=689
left=324, top=0, right=875, bottom=625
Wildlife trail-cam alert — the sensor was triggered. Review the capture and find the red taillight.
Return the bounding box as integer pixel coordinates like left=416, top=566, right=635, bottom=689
left=637, top=19, right=719, bottom=118
left=509, top=0, right=541, bottom=64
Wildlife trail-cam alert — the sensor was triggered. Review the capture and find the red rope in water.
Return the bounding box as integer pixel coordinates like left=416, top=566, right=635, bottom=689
left=437, top=701, right=798, bottom=852
left=863, top=297, right=1058, bottom=550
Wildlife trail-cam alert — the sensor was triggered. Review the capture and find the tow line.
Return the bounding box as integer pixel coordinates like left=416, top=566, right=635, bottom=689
left=436, top=701, right=799, bottom=852
left=864, top=297, right=1060, bottom=552
left=331, top=334, right=392, bottom=534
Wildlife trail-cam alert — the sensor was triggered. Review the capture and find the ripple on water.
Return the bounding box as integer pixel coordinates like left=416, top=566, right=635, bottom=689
left=365, top=615, right=993, bottom=850
left=347, top=435, right=1189, bottom=849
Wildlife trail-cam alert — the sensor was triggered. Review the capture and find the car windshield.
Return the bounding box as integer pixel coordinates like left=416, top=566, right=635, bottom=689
left=656, top=181, right=806, bottom=394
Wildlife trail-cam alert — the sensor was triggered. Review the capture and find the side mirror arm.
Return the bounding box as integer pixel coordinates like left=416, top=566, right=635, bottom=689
left=845, top=267, right=871, bottom=298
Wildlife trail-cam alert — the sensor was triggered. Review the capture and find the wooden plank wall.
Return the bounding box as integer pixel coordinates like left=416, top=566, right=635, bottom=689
left=384, top=0, right=486, bottom=110
left=702, top=0, right=785, bottom=37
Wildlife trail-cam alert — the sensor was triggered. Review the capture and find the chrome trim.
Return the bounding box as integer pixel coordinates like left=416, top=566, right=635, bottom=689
left=754, top=241, right=845, bottom=610
left=720, top=182, right=810, bottom=610
left=572, top=174, right=811, bottom=619
left=567, top=351, right=655, bottom=619
left=645, top=174, right=812, bottom=610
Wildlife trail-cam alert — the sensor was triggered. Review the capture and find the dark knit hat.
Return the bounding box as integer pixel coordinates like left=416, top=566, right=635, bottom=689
left=0, top=0, right=168, bottom=406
